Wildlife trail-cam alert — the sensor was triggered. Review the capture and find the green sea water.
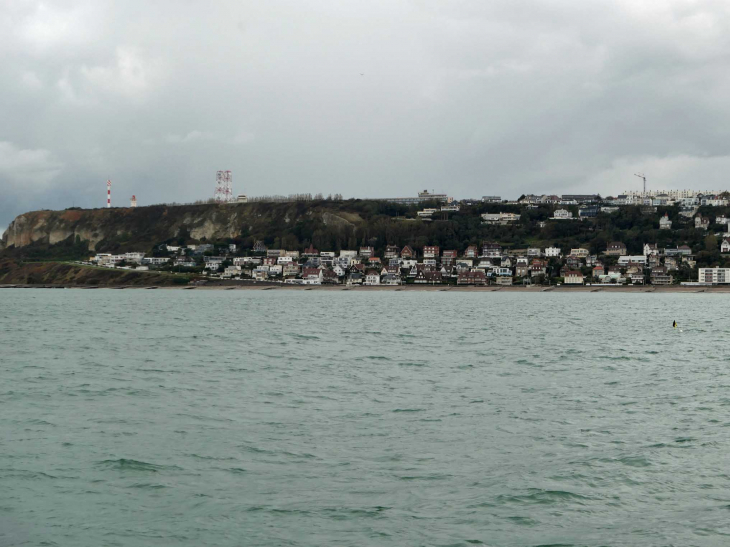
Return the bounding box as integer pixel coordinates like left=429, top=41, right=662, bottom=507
left=2, top=289, right=730, bottom=546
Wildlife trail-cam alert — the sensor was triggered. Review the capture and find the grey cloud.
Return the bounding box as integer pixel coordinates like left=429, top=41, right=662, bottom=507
left=2, top=0, right=730, bottom=229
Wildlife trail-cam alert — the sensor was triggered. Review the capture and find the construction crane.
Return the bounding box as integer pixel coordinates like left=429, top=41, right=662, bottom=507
left=634, top=173, right=646, bottom=194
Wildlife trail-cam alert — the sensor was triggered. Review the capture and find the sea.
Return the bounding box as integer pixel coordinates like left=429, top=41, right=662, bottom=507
left=2, top=289, right=730, bottom=546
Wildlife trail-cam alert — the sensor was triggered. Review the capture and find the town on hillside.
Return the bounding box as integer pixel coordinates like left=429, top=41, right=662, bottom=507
left=83, top=187, right=730, bottom=286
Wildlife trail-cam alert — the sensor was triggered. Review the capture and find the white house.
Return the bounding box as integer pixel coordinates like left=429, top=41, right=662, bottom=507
left=659, top=214, right=672, bottom=230
left=124, top=252, right=145, bottom=263
left=364, top=272, right=381, bottom=286
left=552, top=209, right=573, bottom=220
left=544, top=247, right=562, bottom=257
left=643, top=243, right=659, bottom=256
left=721, top=239, right=730, bottom=253
left=618, top=255, right=647, bottom=265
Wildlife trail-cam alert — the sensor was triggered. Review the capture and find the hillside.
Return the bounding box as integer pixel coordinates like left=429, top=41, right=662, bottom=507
left=2, top=200, right=729, bottom=270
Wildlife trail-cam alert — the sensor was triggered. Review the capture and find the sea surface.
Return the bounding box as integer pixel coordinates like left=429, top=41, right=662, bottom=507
left=2, top=289, right=730, bottom=546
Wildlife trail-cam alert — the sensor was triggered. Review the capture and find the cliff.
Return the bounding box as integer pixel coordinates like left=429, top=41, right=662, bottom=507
left=0, top=201, right=371, bottom=254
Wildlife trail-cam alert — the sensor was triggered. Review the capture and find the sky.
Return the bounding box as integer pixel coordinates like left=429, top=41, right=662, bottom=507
left=3, top=0, right=730, bottom=232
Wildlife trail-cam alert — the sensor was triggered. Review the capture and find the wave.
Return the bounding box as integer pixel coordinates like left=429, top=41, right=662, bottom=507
left=97, top=459, right=183, bottom=472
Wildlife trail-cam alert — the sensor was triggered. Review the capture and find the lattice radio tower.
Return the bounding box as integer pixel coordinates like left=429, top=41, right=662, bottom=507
left=214, top=170, right=233, bottom=203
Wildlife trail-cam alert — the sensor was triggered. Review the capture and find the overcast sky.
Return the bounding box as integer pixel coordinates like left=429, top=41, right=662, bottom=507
left=3, top=0, right=730, bottom=232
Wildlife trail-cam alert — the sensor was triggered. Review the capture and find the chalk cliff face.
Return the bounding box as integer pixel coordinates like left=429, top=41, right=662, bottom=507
left=0, top=203, right=364, bottom=252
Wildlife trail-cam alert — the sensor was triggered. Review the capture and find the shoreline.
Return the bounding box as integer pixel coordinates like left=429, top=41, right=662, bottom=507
left=1, top=283, right=728, bottom=293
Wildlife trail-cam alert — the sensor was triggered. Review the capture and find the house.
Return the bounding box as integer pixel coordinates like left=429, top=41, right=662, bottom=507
left=283, top=263, right=301, bottom=277
left=268, top=264, right=283, bottom=276
left=618, top=255, right=647, bottom=265
left=441, top=250, right=458, bottom=268
left=651, top=266, right=673, bottom=285
left=266, top=249, right=285, bottom=258
left=414, top=269, right=442, bottom=284
left=277, top=256, right=294, bottom=265
left=301, top=267, right=323, bottom=283
left=530, top=259, right=547, bottom=277
left=544, top=246, right=561, bottom=257
left=253, top=269, right=268, bottom=281
left=665, top=256, right=678, bottom=271
left=348, top=272, right=363, bottom=285
left=367, top=257, right=382, bottom=266
left=381, top=273, right=402, bottom=286
left=263, top=257, right=277, bottom=266
left=464, top=245, right=479, bottom=258
left=593, top=264, right=605, bottom=277
left=643, top=243, right=658, bottom=256
left=384, top=245, right=399, bottom=259
left=659, top=214, right=672, bottom=230
left=501, top=256, right=512, bottom=268
left=579, top=206, right=599, bottom=218
left=363, top=270, right=381, bottom=285
left=340, top=250, right=358, bottom=259
left=359, top=246, right=375, bottom=258
left=564, top=270, right=584, bottom=285
left=423, top=246, right=440, bottom=258
left=569, top=248, right=590, bottom=258
left=566, top=256, right=582, bottom=269
left=695, top=215, right=710, bottom=230
left=482, top=242, right=502, bottom=257
left=320, top=269, right=338, bottom=284
left=495, top=276, right=513, bottom=286
left=527, top=248, right=542, bottom=257
left=332, top=264, right=347, bottom=277
left=664, top=245, right=692, bottom=256
left=606, top=242, right=627, bottom=256
left=457, top=270, right=487, bottom=285
left=124, top=252, right=145, bottom=263
left=552, top=209, right=573, bottom=220
left=401, top=245, right=415, bottom=259
left=222, top=265, right=241, bottom=278
left=722, top=239, right=730, bottom=253
left=515, top=264, right=529, bottom=277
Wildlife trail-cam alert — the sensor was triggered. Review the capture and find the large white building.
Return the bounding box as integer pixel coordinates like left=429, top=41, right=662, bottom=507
left=699, top=268, right=730, bottom=284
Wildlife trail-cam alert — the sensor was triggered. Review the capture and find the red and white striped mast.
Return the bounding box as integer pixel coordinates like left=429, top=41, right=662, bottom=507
left=107, top=180, right=112, bottom=208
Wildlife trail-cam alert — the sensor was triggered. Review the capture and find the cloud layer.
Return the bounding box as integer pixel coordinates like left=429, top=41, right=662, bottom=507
left=2, top=0, right=730, bottom=228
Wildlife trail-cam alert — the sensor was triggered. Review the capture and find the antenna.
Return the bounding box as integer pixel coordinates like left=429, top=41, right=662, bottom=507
left=214, top=170, right=233, bottom=203
left=634, top=173, right=646, bottom=194
left=107, top=180, right=112, bottom=208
